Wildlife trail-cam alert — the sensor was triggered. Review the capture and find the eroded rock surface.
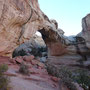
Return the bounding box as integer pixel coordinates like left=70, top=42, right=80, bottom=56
left=80, top=14, right=90, bottom=49
left=0, top=0, right=60, bottom=57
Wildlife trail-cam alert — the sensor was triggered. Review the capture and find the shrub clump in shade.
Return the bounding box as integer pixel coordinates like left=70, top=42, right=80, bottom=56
left=0, top=64, right=10, bottom=90
left=19, top=62, right=30, bottom=76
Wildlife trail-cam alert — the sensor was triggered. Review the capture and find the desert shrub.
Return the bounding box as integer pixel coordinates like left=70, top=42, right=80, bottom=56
left=46, top=64, right=59, bottom=77
left=58, top=66, right=77, bottom=90
left=0, top=64, right=10, bottom=90
left=46, top=64, right=76, bottom=90
left=0, top=64, right=8, bottom=73
left=12, top=49, right=27, bottom=57
left=31, top=47, right=47, bottom=57
left=47, top=64, right=90, bottom=90
left=19, top=62, right=30, bottom=75
left=72, top=69, right=90, bottom=90
left=30, top=47, right=39, bottom=57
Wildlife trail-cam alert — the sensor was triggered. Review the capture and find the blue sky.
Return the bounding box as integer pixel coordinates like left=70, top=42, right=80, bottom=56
left=38, top=0, right=90, bottom=36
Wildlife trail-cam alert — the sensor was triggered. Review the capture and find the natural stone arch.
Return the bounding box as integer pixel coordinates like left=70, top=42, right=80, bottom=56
left=38, top=27, right=67, bottom=56
left=0, top=0, right=67, bottom=57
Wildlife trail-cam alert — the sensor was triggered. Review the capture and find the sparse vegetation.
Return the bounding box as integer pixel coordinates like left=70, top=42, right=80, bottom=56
left=12, top=49, right=27, bottom=57
left=19, top=62, right=30, bottom=75
left=47, top=64, right=90, bottom=90
left=47, top=64, right=76, bottom=90
left=0, top=64, right=10, bottom=90
left=30, top=46, right=47, bottom=57
left=12, top=44, right=47, bottom=58
left=58, top=66, right=76, bottom=90
left=72, top=69, right=90, bottom=90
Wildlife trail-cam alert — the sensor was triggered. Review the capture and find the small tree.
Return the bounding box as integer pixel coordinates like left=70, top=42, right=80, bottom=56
left=0, top=64, right=10, bottom=90
left=19, top=62, right=30, bottom=76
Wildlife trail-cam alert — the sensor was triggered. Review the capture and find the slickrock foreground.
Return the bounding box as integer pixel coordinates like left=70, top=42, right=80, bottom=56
left=0, top=56, right=60, bottom=90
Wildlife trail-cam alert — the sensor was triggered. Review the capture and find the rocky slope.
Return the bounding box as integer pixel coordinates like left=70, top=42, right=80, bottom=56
left=0, top=55, right=60, bottom=90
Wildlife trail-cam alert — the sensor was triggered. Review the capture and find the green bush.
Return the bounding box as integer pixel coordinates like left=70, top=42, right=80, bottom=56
left=47, top=64, right=90, bottom=90
left=12, top=49, right=27, bottom=57
left=0, top=64, right=10, bottom=90
left=58, top=66, right=77, bottom=90
left=19, top=62, right=30, bottom=76
left=46, top=65, right=76, bottom=90
left=0, top=64, right=8, bottom=73
left=72, top=69, right=90, bottom=90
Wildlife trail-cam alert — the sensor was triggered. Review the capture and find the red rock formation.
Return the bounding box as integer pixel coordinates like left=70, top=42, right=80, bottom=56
left=0, top=0, right=31, bottom=56
left=0, top=0, right=45, bottom=56
left=0, top=0, right=67, bottom=57
left=39, top=20, right=67, bottom=56
left=47, top=42, right=66, bottom=56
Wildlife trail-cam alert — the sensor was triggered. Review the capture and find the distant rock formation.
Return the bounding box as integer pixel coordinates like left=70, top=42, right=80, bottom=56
left=81, top=14, right=90, bottom=49
left=46, top=14, right=90, bottom=73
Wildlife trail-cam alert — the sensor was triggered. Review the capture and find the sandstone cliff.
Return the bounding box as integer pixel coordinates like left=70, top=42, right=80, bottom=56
left=0, top=0, right=60, bottom=56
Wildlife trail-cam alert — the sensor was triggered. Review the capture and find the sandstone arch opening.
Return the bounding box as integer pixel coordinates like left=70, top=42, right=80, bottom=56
left=12, top=31, right=48, bottom=62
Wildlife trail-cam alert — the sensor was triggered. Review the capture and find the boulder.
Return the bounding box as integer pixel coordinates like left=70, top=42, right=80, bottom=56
left=23, top=55, right=34, bottom=62
left=40, top=57, right=47, bottom=63
left=14, top=56, right=23, bottom=64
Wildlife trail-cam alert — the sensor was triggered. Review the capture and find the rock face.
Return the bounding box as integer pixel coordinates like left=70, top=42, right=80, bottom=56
left=0, top=0, right=55, bottom=56
left=0, top=0, right=31, bottom=56
left=39, top=20, right=67, bottom=56
left=81, top=14, right=90, bottom=49
left=0, top=0, right=68, bottom=58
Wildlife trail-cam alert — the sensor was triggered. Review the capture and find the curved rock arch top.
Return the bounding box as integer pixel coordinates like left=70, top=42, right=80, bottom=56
left=0, top=0, right=66, bottom=57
